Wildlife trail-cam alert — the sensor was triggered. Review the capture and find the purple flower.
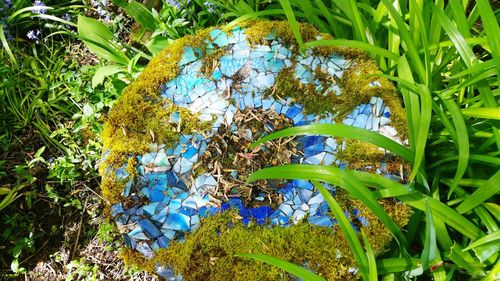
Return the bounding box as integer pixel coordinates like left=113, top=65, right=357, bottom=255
left=204, top=1, right=215, bottom=13
left=27, top=29, right=41, bottom=43
left=62, top=13, right=71, bottom=22
left=27, top=30, right=37, bottom=40
left=33, top=0, right=47, bottom=14
left=166, top=0, right=181, bottom=9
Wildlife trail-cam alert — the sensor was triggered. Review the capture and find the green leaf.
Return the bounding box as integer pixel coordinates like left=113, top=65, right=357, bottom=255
left=146, top=36, right=171, bottom=56
left=461, top=108, right=500, bottom=120
left=410, top=84, right=432, bottom=181
left=278, top=0, right=303, bottom=49
left=483, top=203, right=500, bottom=221
left=421, top=200, right=438, bottom=270
left=348, top=170, right=483, bottom=240
left=236, top=253, right=326, bottom=281
left=476, top=0, right=500, bottom=88
left=376, top=258, right=422, bottom=274
left=112, top=0, right=157, bottom=31
left=92, top=65, right=124, bottom=88
left=362, top=230, right=377, bottom=281
left=249, top=124, right=413, bottom=162
left=311, top=181, right=368, bottom=279
left=457, top=170, right=500, bottom=214
left=447, top=243, right=485, bottom=275
left=441, top=98, right=469, bottom=197
left=463, top=231, right=500, bottom=251
left=0, top=24, right=17, bottom=67
left=77, top=16, right=129, bottom=64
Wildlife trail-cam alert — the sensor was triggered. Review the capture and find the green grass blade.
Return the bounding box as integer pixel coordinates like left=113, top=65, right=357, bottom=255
left=312, top=181, right=368, bottom=279
left=249, top=124, right=413, bottom=161
left=361, top=230, right=377, bottom=281
left=456, top=170, right=500, bottom=214
left=294, top=0, right=329, bottom=33
left=278, top=0, right=303, bottom=49
left=248, top=165, right=409, bottom=251
left=397, top=56, right=419, bottom=152
left=442, top=99, right=469, bottom=197
left=376, top=258, right=422, bottom=274
left=380, top=0, right=426, bottom=82
left=481, top=258, right=500, bottom=281
left=225, top=9, right=285, bottom=30
left=447, top=243, right=485, bottom=276
left=409, top=84, right=432, bottom=181
left=236, top=253, right=326, bottom=281
left=304, top=39, right=400, bottom=61
left=461, top=108, right=500, bottom=120
left=421, top=200, right=439, bottom=270
left=346, top=0, right=368, bottom=42
left=347, top=170, right=483, bottom=240
left=483, top=203, right=500, bottom=221
left=0, top=24, right=17, bottom=67
left=463, top=231, right=500, bottom=251
left=434, top=4, right=475, bottom=67
left=476, top=0, right=500, bottom=88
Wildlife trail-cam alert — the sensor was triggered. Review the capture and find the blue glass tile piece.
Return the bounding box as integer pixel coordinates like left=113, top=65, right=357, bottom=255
left=308, top=216, right=333, bottom=227
left=143, top=203, right=159, bottom=216
left=139, top=219, right=162, bottom=239
left=212, top=69, right=223, bottom=80
left=164, top=213, right=190, bottom=231
left=353, top=114, right=369, bottom=128
left=136, top=242, right=154, bottom=259
left=156, top=265, right=183, bottom=281
left=150, top=189, right=165, bottom=203
left=130, top=227, right=149, bottom=240
left=249, top=206, right=273, bottom=225
left=111, top=203, right=124, bottom=217
left=179, top=46, right=198, bottom=66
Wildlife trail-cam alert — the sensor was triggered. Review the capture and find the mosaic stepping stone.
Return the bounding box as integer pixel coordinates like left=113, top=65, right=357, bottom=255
left=100, top=21, right=412, bottom=280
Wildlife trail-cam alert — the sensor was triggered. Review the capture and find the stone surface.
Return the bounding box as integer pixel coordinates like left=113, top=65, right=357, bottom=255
left=101, top=21, right=410, bottom=280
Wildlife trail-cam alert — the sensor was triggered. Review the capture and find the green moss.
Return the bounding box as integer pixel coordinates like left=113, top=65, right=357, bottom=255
left=336, top=139, right=385, bottom=166
left=119, top=193, right=411, bottom=281
left=265, top=67, right=342, bottom=116
left=335, top=59, right=407, bottom=139
left=101, top=173, right=125, bottom=206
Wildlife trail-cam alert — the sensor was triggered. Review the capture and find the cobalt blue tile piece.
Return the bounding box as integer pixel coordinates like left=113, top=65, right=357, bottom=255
left=249, top=206, right=273, bottom=225
left=139, top=219, right=163, bottom=239
left=221, top=202, right=231, bottom=211
left=157, top=235, right=170, bottom=248
left=308, top=216, right=333, bottom=227
left=150, top=189, right=165, bottom=202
